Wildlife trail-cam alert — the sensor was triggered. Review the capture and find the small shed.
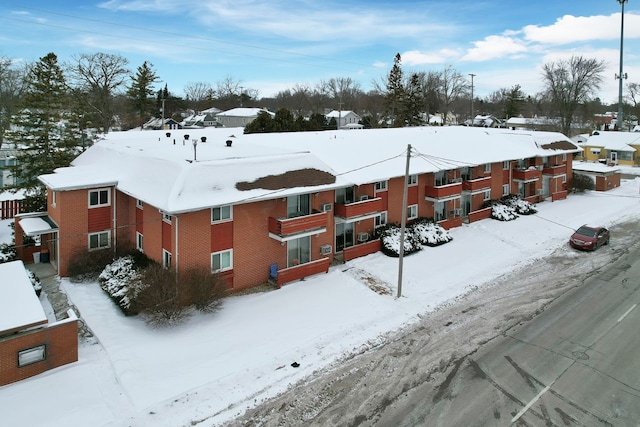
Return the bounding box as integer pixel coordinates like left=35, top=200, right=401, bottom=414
left=0, top=261, right=78, bottom=386
left=572, top=162, right=621, bottom=192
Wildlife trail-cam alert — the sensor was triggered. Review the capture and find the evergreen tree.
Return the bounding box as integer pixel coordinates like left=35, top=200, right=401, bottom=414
left=385, top=53, right=406, bottom=127
left=404, top=73, right=425, bottom=126
left=273, top=108, right=295, bottom=132
left=243, top=111, right=275, bottom=133
left=127, top=61, right=159, bottom=128
left=6, top=52, right=84, bottom=201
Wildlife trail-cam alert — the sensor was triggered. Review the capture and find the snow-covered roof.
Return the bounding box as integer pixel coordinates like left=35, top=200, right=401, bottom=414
left=0, top=260, right=47, bottom=335
left=572, top=161, right=621, bottom=174
left=216, top=108, right=273, bottom=118
left=582, top=131, right=640, bottom=151
left=201, top=107, right=221, bottom=114
left=326, top=110, right=359, bottom=118
left=38, top=126, right=580, bottom=214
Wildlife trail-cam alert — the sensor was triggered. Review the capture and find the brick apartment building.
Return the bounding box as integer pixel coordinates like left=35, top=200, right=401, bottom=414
left=15, top=126, right=579, bottom=293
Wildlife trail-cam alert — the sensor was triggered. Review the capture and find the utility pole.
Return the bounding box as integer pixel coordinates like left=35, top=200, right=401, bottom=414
left=469, top=73, right=476, bottom=123
left=397, top=144, right=412, bottom=299
left=616, top=0, right=628, bottom=130
left=239, top=86, right=244, bottom=107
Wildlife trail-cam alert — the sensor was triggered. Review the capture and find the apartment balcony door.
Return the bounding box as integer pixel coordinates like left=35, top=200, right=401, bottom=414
left=461, top=194, right=471, bottom=216
left=335, top=222, right=354, bottom=252
left=287, top=236, right=311, bottom=267
left=287, top=194, right=310, bottom=218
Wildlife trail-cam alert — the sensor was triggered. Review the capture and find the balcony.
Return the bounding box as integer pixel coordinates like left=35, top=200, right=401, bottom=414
left=512, top=167, right=542, bottom=182
left=542, top=164, right=567, bottom=176
left=424, top=181, right=463, bottom=200
left=335, top=197, right=383, bottom=219
left=268, top=210, right=328, bottom=240
left=462, top=176, right=492, bottom=192
left=276, top=257, right=331, bottom=286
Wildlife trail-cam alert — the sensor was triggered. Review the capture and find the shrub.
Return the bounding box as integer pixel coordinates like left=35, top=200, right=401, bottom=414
left=26, top=269, right=42, bottom=296
left=379, top=225, right=422, bottom=257
left=98, top=256, right=147, bottom=315
left=569, top=173, right=595, bottom=192
left=67, top=248, right=114, bottom=282
left=491, top=204, right=518, bottom=221
left=180, top=267, right=228, bottom=313
left=409, top=218, right=453, bottom=246
left=500, top=194, right=537, bottom=215
left=136, top=263, right=187, bottom=326
left=0, top=243, right=17, bottom=263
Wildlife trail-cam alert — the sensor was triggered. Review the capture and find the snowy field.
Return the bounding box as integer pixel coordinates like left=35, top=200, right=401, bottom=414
left=1, top=177, right=639, bottom=427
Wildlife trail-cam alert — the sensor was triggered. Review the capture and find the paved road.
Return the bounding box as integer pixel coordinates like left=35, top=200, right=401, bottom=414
left=379, top=242, right=640, bottom=426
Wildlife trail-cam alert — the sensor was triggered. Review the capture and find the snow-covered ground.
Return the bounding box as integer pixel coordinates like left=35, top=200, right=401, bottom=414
left=1, top=178, right=640, bottom=427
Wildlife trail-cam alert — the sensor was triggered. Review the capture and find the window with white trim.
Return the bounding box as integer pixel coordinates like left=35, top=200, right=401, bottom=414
left=136, top=232, right=143, bottom=252
left=502, top=184, right=510, bottom=196
left=375, top=211, right=388, bottom=228
left=562, top=153, right=567, bottom=161
left=163, top=250, right=172, bottom=269
left=407, top=204, right=418, bottom=220
left=211, top=249, right=233, bottom=272
left=483, top=190, right=491, bottom=201
left=88, top=188, right=110, bottom=208
left=18, top=345, right=46, bottom=367
left=136, top=199, right=143, bottom=209
left=561, top=174, right=567, bottom=183
left=503, top=161, right=509, bottom=170
left=484, top=163, right=491, bottom=173
left=211, top=205, right=232, bottom=223
left=88, top=230, right=110, bottom=250
left=408, top=174, right=418, bottom=186
left=162, top=212, right=172, bottom=224
left=375, top=180, right=388, bottom=192
left=51, top=191, right=56, bottom=207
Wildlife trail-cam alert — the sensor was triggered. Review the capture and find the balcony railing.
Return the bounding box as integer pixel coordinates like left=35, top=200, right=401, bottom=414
left=276, top=257, right=330, bottom=286
left=542, top=164, right=567, bottom=175
left=425, top=181, right=463, bottom=199
left=268, top=210, right=328, bottom=237
left=335, top=197, right=383, bottom=218
left=513, top=167, right=542, bottom=181
left=462, top=176, right=492, bottom=191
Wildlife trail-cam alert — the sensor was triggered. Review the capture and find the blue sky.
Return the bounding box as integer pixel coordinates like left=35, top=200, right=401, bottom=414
left=1, top=0, right=639, bottom=104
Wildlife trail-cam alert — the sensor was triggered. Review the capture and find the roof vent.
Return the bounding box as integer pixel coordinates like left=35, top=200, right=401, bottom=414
left=226, top=139, right=233, bottom=147
left=166, top=132, right=171, bottom=137
left=201, top=136, right=207, bottom=143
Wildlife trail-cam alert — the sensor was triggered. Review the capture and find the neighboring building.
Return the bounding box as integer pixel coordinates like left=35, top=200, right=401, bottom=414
left=572, top=161, right=622, bottom=192
left=0, top=260, right=78, bottom=386
left=17, top=126, right=580, bottom=294
left=506, top=116, right=559, bottom=132
left=574, top=131, right=640, bottom=166
left=0, top=148, right=20, bottom=188
left=472, top=114, right=502, bottom=128
left=142, top=118, right=181, bottom=130
left=216, top=108, right=274, bottom=127
left=181, top=107, right=222, bottom=129
left=325, top=110, right=362, bottom=129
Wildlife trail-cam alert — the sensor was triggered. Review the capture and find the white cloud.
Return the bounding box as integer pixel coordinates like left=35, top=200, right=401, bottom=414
left=401, top=49, right=461, bottom=66
left=461, top=35, right=528, bottom=62
left=523, top=13, right=640, bottom=45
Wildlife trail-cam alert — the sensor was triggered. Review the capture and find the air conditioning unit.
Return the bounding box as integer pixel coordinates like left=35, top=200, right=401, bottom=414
left=359, top=195, right=369, bottom=201
left=321, top=203, right=332, bottom=212
left=536, top=189, right=544, bottom=195
left=453, top=208, right=462, bottom=216
left=357, top=232, right=369, bottom=242
left=320, top=244, right=332, bottom=255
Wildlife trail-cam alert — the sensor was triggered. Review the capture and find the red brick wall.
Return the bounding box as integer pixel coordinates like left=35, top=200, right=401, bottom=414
left=211, top=221, right=233, bottom=252
left=162, top=220, right=172, bottom=251
left=55, top=190, right=93, bottom=277
left=88, top=206, right=111, bottom=233
left=143, top=204, right=164, bottom=266
left=176, top=209, right=211, bottom=274
left=0, top=320, right=78, bottom=386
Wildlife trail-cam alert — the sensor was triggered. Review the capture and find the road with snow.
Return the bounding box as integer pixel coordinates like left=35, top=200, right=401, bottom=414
left=227, top=219, right=640, bottom=426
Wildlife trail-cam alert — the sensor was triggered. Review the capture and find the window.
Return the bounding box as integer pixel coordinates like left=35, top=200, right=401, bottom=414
left=335, top=222, right=354, bottom=252
left=212, top=205, right=232, bottom=222
left=435, top=201, right=446, bottom=222
left=136, top=232, right=143, bottom=252
left=51, top=191, right=56, bottom=207
left=211, top=249, right=233, bottom=272
left=375, top=181, right=388, bottom=192
left=483, top=190, right=491, bottom=201
left=88, top=231, right=110, bottom=250
left=407, top=204, right=418, bottom=220
left=136, top=199, right=143, bottom=209
left=162, top=212, right=172, bottom=224
left=288, top=236, right=311, bottom=267
left=484, top=163, right=491, bottom=173
left=408, top=174, right=418, bottom=185
left=502, top=184, right=510, bottom=196
left=375, top=211, right=388, bottom=228
left=561, top=174, right=567, bottom=183
left=163, top=250, right=172, bottom=268
left=562, top=153, right=567, bottom=161
left=89, top=188, right=110, bottom=207
left=18, top=345, right=46, bottom=367
left=435, top=171, right=447, bottom=186
left=287, top=195, right=310, bottom=218
left=503, top=161, right=509, bottom=170
left=335, top=187, right=354, bottom=204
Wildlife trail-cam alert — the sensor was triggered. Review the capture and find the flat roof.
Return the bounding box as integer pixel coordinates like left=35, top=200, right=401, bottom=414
left=0, top=261, right=47, bottom=336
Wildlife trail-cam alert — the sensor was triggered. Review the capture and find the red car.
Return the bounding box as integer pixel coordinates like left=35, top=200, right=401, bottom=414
left=569, top=225, right=610, bottom=251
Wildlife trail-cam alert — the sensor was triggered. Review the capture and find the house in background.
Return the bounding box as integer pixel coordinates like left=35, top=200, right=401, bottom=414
left=572, top=161, right=621, bottom=192
left=325, top=110, right=361, bottom=129
left=181, top=107, right=222, bottom=129
left=142, top=117, right=181, bottom=130
left=0, top=260, right=78, bottom=386
left=216, top=108, right=274, bottom=127
left=574, top=131, right=640, bottom=166
left=17, top=126, right=580, bottom=295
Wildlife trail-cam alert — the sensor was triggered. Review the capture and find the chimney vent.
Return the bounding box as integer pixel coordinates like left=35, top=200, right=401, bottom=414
left=226, top=139, right=233, bottom=147
left=201, top=136, right=207, bottom=142
left=166, top=132, right=171, bottom=137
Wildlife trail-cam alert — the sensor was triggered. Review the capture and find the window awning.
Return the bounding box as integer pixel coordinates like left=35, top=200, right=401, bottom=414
left=18, top=215, right=59, bottom=236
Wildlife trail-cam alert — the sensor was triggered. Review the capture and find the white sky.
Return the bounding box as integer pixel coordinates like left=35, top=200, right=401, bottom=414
left=1, top=173, right=639, bottom=426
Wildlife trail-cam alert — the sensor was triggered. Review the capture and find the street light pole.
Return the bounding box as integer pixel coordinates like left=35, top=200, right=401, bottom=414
left=617, top=0, right=628, bottom=130
left=469, top=74, right=476, bottom=123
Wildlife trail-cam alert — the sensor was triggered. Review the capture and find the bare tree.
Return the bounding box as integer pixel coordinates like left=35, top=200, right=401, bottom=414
left=67, top=52, right=130, bottom=133
left=322, top=77, right=363, bottom=110
left=541, top=55, right=606, bottom=135
left=0, top=56, right=28, bottom=147
left=439, top=65, right=469, bottom=125
left=183, top=81, right=214, bottom=111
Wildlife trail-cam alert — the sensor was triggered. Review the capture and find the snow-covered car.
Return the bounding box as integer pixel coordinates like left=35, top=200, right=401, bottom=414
left=569, top=225, right=610, bottom=251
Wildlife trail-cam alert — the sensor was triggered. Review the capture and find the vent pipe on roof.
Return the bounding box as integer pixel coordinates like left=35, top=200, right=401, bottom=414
left=201, top=136, right=207, bottom=143
left=166, top=132, right=171, bottom=137
left=226, top=139, right=233, bottom=147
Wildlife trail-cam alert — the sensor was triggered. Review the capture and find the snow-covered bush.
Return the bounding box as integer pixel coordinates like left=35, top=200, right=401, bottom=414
left=99, top=256, right=146, bottom=315
left=379, top=224, right=422, bottom=257
left=491, top=204, right=518, bottom=221
left=410, top=219, right=453, bottom=246
left=26, top=269, right=42, bottom=296
left=501, top=194, right=537, bottom=215
left=0, top=243, right=17, bottom=263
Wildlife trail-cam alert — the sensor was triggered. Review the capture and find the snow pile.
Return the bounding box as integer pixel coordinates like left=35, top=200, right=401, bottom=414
left=98, top=256, right=144, bottom=313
